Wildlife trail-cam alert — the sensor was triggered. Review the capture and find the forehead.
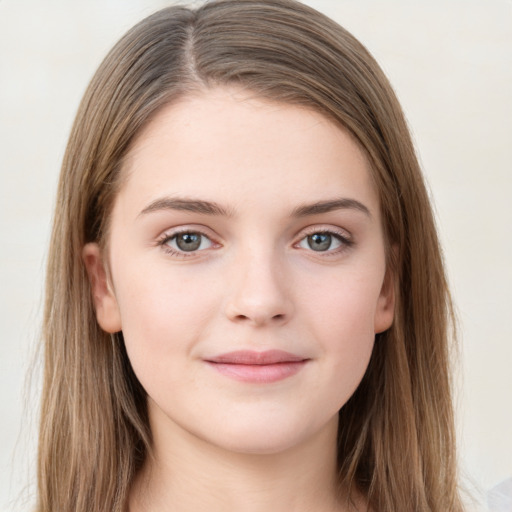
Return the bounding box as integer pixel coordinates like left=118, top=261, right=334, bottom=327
left=117, top=87, right=379, bottom=219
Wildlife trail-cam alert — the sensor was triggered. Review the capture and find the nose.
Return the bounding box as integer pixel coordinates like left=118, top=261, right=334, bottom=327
left=224, top=249, right=294, bottom=327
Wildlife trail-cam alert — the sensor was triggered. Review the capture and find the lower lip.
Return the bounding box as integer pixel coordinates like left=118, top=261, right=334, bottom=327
left=206, top=361, right=308, bottom=383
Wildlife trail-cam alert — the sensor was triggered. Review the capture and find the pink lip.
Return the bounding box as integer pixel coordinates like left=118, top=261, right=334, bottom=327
left=205, top=350, right=309, bottom=383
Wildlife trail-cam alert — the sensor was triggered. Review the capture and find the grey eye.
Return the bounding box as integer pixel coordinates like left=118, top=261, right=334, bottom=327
left=298, top=232, right=344, bottom=252
left=170, top=232, right=211, bottom=252
left=307, top=233, right=332, bottom=251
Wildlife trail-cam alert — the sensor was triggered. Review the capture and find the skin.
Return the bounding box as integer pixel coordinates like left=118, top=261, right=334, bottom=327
left=84, top=87, right=394, bottom=512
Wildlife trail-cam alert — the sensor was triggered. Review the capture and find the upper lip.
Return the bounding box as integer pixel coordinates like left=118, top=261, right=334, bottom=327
left=206, top=350, right=307, bottom=365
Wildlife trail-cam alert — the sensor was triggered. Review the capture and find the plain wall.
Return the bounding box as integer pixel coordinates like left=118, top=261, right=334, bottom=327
left=1, top=1, right=511, bottom=510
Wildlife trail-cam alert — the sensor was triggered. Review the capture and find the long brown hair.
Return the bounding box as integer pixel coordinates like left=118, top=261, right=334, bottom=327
left=38, top=1, right=463, bottom=510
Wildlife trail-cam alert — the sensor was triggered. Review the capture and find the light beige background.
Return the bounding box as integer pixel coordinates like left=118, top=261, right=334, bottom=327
left=1, top=1, right=511, bottom=510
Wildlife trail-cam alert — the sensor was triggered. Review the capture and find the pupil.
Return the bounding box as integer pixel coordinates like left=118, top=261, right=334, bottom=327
left=176, top=233, right=201, bottom=251
left=308, top=233, right=331, bottom=251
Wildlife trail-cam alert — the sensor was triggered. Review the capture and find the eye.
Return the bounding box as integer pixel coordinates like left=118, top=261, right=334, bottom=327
left=163, top=231, right=213, bottom=253
left=297, top=231, right=350, bottom=252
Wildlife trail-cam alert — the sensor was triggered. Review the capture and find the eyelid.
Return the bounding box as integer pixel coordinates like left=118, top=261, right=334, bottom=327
left=297, top=224, right=352, bottom=241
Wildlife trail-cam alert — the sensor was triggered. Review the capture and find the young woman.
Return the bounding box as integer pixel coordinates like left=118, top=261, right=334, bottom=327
left=37, top=0, right=464, bottom=510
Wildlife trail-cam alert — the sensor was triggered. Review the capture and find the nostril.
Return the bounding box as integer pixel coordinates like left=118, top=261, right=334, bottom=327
left=231, top=312, right=286, bottom=324
left=225, top=291, right=293, bottom=326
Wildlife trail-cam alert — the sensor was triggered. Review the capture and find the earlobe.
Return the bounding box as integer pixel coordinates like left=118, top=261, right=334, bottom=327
left=82, top=243, right=122, bottom=333
left=374, top=263, right=396, bottom=334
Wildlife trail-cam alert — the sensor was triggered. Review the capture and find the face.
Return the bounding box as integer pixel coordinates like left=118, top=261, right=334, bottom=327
left=84, top=87, right=394, bottom=456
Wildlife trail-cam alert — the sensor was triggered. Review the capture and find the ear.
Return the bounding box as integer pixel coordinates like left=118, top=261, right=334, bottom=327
left=374, top=261, right=396, bottom=334
left=82, top=243, right=122, bottom=333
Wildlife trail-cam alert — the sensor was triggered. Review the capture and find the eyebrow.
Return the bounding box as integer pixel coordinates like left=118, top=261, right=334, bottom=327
left=139, top=197, right=233, bottom=217
left=292, top=198, right=372, bottom=218
left=138, top=196, right=371, bottom=219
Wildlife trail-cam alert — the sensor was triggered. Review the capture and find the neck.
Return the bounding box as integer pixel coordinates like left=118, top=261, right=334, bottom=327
left=129, top=409, right=354, bottom=512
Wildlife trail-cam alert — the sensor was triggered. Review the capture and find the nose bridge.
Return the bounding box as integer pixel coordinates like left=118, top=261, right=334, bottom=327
left=225, top=239, right=292, bottom=326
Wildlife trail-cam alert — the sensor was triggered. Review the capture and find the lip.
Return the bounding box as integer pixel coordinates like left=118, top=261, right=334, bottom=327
left=205, top=350, right=309, bottom=383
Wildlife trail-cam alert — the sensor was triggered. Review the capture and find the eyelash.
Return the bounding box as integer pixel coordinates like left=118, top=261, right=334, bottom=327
left=295, top=227, right=353, bottom=256
left=156, top=226, right=353, bottom=258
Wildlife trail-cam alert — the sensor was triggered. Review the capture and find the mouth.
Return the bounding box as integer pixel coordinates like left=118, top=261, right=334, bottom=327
left=204, top=350, right=310, bottom=383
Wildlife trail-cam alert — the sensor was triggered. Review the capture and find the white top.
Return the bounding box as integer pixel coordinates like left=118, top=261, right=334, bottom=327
left=488, top=478, right=512, bottom=512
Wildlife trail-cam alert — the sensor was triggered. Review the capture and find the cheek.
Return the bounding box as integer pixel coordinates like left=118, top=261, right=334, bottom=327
left=299, top=269, right=382, bottom=381
left=112, top=264, right=219, bottom=375
left=303, top=268, right=382, bottom=336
